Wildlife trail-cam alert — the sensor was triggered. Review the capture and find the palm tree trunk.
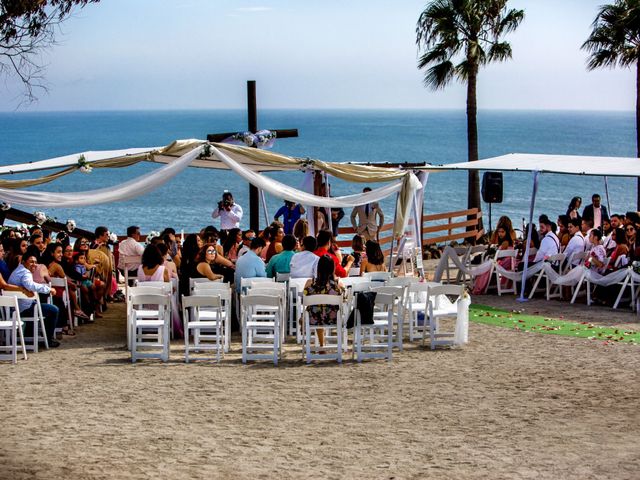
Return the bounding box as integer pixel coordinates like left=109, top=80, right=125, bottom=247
left=636, top=61, right=640, bottom=210
left=466, top=64, right=482, bottom=233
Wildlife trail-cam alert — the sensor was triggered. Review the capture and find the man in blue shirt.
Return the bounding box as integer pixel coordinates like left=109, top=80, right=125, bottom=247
left=9, top=247, right=61, bottom=348
left=234, top=237, right=267, bottom=292
left=265, top=235, right=297, bottom=278
left=273, top=201, right=305, bottom=235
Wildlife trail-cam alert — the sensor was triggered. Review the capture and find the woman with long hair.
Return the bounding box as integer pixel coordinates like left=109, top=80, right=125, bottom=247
left=303, top=255, right=345, bottom=347
left=137, top=244, right=170, bottom=282
left=360, top=240, right=386, bottom=274
left=566, top=196, right=582, bottom=221
left=347, top=234, right=365, bottom=269
left=293, top=218, right=309, bottom=244
left=473, top=225, right=514, bottom=294
left=190, top=243, right=224, bottom=282
left=222, top=228, right=242, bottom=263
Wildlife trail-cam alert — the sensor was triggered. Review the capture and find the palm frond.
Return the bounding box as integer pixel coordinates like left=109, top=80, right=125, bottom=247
left=422, top=60, right=456, bottom=90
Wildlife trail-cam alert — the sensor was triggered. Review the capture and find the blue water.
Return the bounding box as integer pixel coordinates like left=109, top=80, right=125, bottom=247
left=0, top=109, right=635, bottom=235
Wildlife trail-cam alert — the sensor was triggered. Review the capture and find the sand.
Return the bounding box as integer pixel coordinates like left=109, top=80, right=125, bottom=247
left=1, top=295, right=639, bottom=480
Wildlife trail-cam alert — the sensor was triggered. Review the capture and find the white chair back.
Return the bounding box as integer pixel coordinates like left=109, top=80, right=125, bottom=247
left=0, top=295, right=26, bottom=363
left=363, top=271, right=392, bottom=282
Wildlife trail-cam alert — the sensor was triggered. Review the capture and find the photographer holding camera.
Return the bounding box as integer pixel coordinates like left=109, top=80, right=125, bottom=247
left=211, top=191, right=243, bottom=233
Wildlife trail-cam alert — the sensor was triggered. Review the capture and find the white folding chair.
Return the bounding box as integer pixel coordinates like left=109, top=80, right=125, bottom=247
left=130, top=293, right=171, bottom=363
left=182, top=294, right=224, bottom=363
left=3, top=291, right=48, bottom=352
left=493, top=250, right=518, bottom=296
left=241, top=294, right=282, bottom=365
left=369, top=285, right=405, bottom=350
left=126, top=285, right=167, bottom=351
left=424, top=284, right=465, bottom=350
left=246, top=284, right=287, bottom=348
left=348, top=267, right=361, bottom=277
left=302, top=294, right=344, bottom=364
left=363, top=271, right=392, bottom=283
left=288, top=277, right=310, bottom=341
left=49, top=277, right=76, bottom=328
left=135, top=280, right=176, bottom=338
left=528, top=253, right=566, bottom=300
left=0, top=295, right=27, bottom=363
left=122, top=254, right=142, bottom=295
left=240, top=277, right=274, bottom=294
left=354, top=292, right=395, bottom=362
left=192, top=282, right=233, bottom=352
left=405, top=281, right=442, bottom=341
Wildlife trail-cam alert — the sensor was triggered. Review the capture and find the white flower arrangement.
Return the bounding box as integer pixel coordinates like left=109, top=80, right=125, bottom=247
left=77, top=154, right=93, bottom=173
left=66, top=219, right=76, bottom=232
left=0, top=202, right=10, bottom=211
left=145, top=230, right=160, bottom=244
left=109, top=232, right=118, bottom=243
left=33, top=211, right=47, bottom=225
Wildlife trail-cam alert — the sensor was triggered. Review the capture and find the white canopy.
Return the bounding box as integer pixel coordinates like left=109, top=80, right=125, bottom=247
left=426, top=153, right=640, bottom=178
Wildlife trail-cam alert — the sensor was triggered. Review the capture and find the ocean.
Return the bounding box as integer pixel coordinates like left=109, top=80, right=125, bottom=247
left=0, top=109, right=636, bottom=236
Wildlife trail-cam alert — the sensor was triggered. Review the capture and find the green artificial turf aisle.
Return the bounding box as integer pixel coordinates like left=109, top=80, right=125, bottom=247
left=471, top=304, right=640, bottom=345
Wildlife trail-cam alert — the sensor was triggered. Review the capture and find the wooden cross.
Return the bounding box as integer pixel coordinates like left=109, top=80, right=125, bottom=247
left=207, top=80, right=299, bottom=231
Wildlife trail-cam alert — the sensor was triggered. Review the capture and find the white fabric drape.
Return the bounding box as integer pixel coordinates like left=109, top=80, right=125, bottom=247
left=209, top=145, right=422, bottom=235
left=454, top=293, right=471, bottom=346
left=433, top=246, right=494, bottom=282
left=0, top=146, right=203, bottom=208
left=544, top=265, right=631, bottom=288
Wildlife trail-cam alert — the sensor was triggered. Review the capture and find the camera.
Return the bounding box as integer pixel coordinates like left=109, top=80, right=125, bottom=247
left=218, top=200, right=232, bottom=210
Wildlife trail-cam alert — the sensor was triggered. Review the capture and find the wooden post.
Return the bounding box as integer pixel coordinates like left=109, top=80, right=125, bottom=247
left=247, top=80, right=260, bottom=232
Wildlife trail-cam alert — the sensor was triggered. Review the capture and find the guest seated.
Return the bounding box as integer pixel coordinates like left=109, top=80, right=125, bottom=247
left=237, top=229, right=256, bottom=258
left=303, top=255, right=345, bottom=348
left=6, top=237, right=27, bottom=273
left=8, top=247, right=60, bottom=348
left=137, top=244, right=170, bottom=282
left=625, top=224, right=640, bottom=261
left=314, top=230, right=352, bottom=278
left=188, top=243, right=224, bottom=283
left=585, top=229, right=606, bottom=274
left=563, top=218, right=586, bottom=266
left=292, top=218, right=309, bottom=244
left=117, top=225, right=144, bottom=278
left=347, top=234, right=365, bottom=270
left=264, top=224, right=285, bottom=263
left=557, top=215, right=570, bottom=248
left=222, top=228, right=242, bottom=264
left=490, top=216, right=516, bottom=244
left=266, top=234, right=297, bottom=278
left=566, top=196, right=582, bottom=222
left=473, top=225, right=514, bottom=294
left=157, top=243, right=178, bottom=279
left=606, top=227, right=629, bottom=271
left=360, top=240, right=386, bottom=274
left=234, top=237, right=266, bottom=292
left=290, top=235, right=319, bottom=279
left=533, top=217, right=560, bottom=263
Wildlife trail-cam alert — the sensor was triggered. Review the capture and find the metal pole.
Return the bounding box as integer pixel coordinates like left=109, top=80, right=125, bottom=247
left=518, top=171, right=540, bottom=302
left=247, top=80, right=260, bottom=232
left=604, top=176, right=612, bottom=216
left=387, top=192, right=400, bottom=272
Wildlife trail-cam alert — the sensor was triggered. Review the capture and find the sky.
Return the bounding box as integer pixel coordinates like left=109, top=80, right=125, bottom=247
left=0, top=0, right=634, bottom=111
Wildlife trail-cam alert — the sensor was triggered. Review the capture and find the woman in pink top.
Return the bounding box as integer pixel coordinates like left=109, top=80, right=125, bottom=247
left=137, top=244, right=169, bottom=282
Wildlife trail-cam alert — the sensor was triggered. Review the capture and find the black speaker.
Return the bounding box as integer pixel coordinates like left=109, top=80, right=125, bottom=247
left=482, top=171, right=503, bottom=203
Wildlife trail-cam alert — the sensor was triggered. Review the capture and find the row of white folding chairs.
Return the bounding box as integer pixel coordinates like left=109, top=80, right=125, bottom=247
left=0, top=294, right=28, bottom=363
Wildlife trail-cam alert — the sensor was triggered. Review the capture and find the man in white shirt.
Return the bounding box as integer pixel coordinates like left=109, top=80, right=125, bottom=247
left=289, top=236, right=319, bottom=278
left=211, top=191, right=243, bottom=230
left=534, top=218, right=560, bottom=263
left=564, top=218, right=586, bottom=266
left=117, top=225, right=144, bottom=272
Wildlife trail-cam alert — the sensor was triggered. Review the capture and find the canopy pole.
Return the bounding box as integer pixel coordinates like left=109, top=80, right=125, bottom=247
left=604, top=176, right=612, bottom=215
left=259, top=188, right=269, bottom=227
left=388, top=192, right=400, bottom=272
left=518, top=170, right=540, bottom=302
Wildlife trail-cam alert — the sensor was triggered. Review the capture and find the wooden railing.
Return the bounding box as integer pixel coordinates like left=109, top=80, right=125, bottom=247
left=422, top=208, right=484, bottom=246
left=336, top=222, right=395, bottom=254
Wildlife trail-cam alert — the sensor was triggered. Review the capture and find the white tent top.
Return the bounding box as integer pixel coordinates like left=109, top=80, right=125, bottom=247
left=426, top=153, right=640, bottom=178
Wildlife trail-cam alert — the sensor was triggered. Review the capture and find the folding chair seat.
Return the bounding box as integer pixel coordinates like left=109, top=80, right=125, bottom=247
left=130, top=293, right=171, bottom=363
left=182, top=294, right=224, bottom=363
left=192, top=282, right=233, bottom=352
left=354, top=292, right=396, bottom=362
left=0, top=295, right=27, bottom=363
left=423, top=284, right=466, bottom=350
left=241, top=294, right=282, bottom=365
left=3, top=291, right=48, bottom=352
left=302, top=294, right=345, bottom=364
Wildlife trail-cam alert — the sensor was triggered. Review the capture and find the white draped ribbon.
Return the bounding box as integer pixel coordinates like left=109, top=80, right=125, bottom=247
left=0, top=146, right=203, bottom=207
left=209, top=145, right=422, bottom=235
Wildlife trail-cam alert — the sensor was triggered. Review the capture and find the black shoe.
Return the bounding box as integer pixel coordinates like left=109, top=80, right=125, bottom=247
left=48, top=339, right=61, bottom=348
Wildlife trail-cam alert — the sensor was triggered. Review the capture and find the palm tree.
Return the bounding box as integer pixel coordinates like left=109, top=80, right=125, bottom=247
left=583, top=1, right=640, bottom=209
left=416, top=0, right=524, bottom=215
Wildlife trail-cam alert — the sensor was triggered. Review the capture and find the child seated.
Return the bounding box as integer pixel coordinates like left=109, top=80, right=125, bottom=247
left=74, top=252, right=96, bottom=289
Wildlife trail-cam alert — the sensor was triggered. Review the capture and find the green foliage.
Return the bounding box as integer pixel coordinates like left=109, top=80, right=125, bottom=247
left=582, top=0, right=640, bottom=70
left=415, top=0, right=524, bottom=89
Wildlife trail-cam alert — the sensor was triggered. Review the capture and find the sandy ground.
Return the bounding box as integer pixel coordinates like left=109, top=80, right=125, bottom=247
left=1, top=294, right=639, bottom=480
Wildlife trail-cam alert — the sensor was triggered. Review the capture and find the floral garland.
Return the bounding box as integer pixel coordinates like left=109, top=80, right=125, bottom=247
left=224, top=129, right=277, bottom=149
left=146, top=230, right=160, bottom=245
left=66, top=219, right=76, bottom=232
left=0, top=202, right=10, bottom=211
left=77, top=154, right=93, bottom=173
